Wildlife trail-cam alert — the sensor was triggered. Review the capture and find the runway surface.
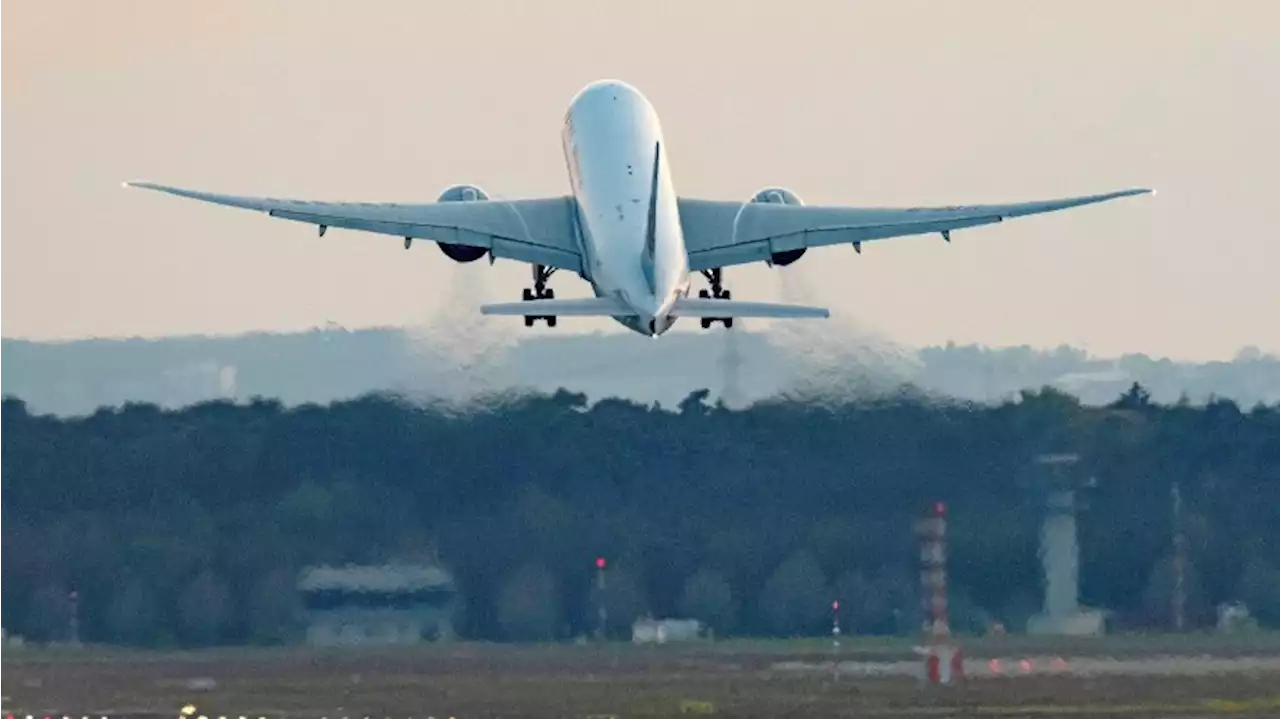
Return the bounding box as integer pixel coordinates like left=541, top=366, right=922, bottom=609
left=6, top=642, right=1280, bottom=718
left=770, top=652, right=1280, bottom=678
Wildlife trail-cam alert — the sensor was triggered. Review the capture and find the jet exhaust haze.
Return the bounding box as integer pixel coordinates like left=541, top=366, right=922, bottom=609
left=399, top=264, right=525, bottom=409
left=769, top=264, right=922, bottom=404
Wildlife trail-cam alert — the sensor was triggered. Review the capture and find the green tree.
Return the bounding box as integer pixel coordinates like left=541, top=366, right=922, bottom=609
left=589, top=567, right=648, bottom=638
left=758, top=551, right=829, bottom=636
left=2, top=385, right=1278, bottom=643
left=497, top=561, right=561, bottom=641
left=1238, top=558, right=1280, bottom=628
left=178, top=570, right=233, bottom=646
left=24, top=584, right=72, bottom=643
left=247, top=568, right=302, bottom=644
left=1142, top=554, right=1207, bottom=628
left=677, top=569, right=736, bottom=635
left=105, top=574, right=159, bottom=646
left=834, top=569, right=915, bottom=636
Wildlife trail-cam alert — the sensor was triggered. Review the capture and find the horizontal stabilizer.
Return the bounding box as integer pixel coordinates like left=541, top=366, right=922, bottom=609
left=480, top=297, right=633, bottom=317
left=670, top=298, right=829, bottom=319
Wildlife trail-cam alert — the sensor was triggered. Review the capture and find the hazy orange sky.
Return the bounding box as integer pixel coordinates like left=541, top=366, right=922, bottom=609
left=4, top=0, right=1277, bottom=360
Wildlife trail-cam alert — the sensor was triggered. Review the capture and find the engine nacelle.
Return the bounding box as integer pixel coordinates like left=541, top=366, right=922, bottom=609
left=751, top=187, right=807, bottom=266
left=435, top=184, right=491, bottom=263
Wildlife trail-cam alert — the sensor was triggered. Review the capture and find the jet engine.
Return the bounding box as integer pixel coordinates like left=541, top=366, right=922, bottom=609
left=751, top=187, right=807, bottom=266
left=434, top=184, right=490, bottom=263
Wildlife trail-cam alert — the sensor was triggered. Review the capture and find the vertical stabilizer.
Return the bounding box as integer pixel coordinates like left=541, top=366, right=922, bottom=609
left=643, top=141, right=661, bottom=260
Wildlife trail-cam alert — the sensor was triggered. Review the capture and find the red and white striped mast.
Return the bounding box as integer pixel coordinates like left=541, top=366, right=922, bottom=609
left=917, top=501, right=962, bottom=684
left=919, top=501, right=950, bottom=638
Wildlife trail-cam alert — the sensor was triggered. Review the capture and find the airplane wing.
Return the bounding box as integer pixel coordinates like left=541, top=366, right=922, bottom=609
left=678, top=188, right=1152, bottom=271
left=124, top=182, right=584, bottom=273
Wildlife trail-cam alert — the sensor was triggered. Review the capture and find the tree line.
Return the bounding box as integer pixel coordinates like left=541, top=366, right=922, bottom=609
left=2, top=383, right=1279, bottom=646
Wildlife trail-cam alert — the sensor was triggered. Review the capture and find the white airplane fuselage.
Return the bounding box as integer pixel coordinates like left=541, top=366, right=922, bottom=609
left=561, top=80, right=690, bottom=337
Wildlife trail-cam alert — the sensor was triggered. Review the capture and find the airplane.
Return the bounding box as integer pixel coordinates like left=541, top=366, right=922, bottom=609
left=125, top=79, right=1152, bottom=338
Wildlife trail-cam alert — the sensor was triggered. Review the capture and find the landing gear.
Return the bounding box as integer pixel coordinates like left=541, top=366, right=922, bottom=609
left=523, top=264, right=558, bottom=327
left=698, top=268, right=734, bottom=329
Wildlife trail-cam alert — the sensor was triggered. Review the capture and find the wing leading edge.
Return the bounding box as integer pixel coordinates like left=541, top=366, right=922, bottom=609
left=125, top=181, right=584, bottom=273
left=679, top=188, right=1153, bottom=271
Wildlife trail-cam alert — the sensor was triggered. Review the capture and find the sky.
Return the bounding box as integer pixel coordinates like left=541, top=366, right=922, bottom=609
left=3, top=0, right=1278, bottom=361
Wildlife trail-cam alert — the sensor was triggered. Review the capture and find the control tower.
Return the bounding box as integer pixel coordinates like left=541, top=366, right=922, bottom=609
left=1026, top=453, right=1107, bottom=636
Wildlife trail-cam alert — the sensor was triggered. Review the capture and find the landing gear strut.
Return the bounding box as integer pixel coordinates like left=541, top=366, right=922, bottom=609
left=698, top=268, right=733, bottom=329
left=523, top=264, right=558, bottom=327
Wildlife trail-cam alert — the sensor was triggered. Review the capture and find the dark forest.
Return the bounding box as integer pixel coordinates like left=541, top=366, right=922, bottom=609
left=3, top=384, right=1278, bottom=646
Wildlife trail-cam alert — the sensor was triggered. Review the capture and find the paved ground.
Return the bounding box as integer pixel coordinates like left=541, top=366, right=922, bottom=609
left=4, top=637, right=1280, bottom=718
left=771, top=652, right=1280, bottom=678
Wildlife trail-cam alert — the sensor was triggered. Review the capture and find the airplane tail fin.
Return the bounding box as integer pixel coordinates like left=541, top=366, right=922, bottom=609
left=669, top=297, right=829, bottom=319
left=479, top=297, right=633, bottom=317
left=643, top=141, right=661, bottom=261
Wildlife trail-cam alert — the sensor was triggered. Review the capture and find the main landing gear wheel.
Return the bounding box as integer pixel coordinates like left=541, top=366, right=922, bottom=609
left=699, top=268, right=734, bottom=329
left=522, top=264, right=558, bottom=327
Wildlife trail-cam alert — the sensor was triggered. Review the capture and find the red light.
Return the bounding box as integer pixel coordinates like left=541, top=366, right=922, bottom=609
left=934, top=502, right=946, bottom=516
left=595, top=557, right=607, bottom=570
left=832, top=600, right=840, bottom=611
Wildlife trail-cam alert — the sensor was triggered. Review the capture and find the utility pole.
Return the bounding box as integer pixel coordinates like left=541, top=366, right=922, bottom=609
left=831, top=599, right=842, bottom=682
left=831, top=600, right=841, bottom=648
left=1172, top=483, right=1186, bottom=631
left=595, top=556, right=608, bottom=640
left=68, top=589, right=80, bottom=646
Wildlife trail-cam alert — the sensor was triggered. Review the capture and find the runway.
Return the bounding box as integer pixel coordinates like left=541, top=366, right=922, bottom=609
left=6, top=643, right=1280, bottom=718
left=769, top=652, right=1280, bottom=679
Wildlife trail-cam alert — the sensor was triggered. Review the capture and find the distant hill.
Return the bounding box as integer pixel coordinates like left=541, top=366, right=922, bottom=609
left=3, top=327, right=1277, bottom=415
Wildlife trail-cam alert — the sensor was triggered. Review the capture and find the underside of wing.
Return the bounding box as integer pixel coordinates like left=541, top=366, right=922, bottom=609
left=125, top=181, right=584, bottom=273
left=680, top=188, right=1152, bottom=271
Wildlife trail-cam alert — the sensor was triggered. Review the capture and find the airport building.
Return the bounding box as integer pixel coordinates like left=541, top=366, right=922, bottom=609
left=298, top=562, right=458, bottom=645
left=631, top=618, right=704, bottom=644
